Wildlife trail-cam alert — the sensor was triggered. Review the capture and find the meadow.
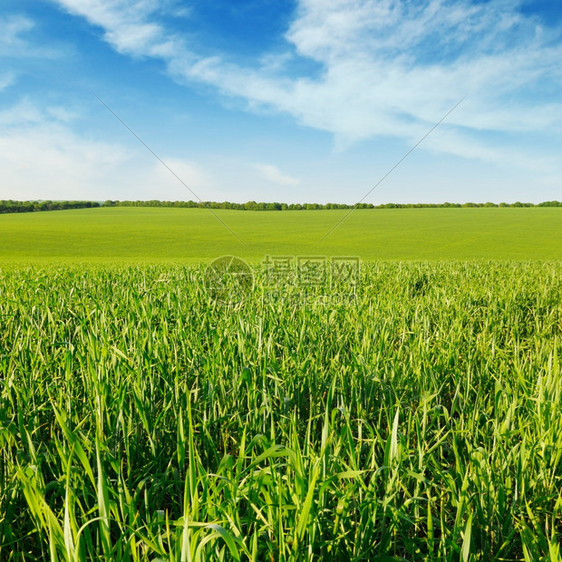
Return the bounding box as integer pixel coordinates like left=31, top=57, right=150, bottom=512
left=0, top=261, right=560, bottom=560
left=0, top=206, right=560, bottom=262
left=0, top=208, right=561, bottom=560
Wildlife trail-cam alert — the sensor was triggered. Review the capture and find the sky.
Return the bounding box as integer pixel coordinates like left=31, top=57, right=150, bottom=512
left=0, top=0, right=561, bottom=205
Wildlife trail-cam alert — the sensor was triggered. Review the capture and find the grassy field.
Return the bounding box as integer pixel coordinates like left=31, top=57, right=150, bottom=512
left=0, top=206, right=560, bottom=262
left=0, top=207, right=561, bottom=559
left=0, top=262, right=561, bottom=560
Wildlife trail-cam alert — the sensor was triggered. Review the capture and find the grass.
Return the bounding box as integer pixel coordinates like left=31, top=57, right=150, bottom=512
left=0, top=206, right=560, bottom=262
left=1, top=206, right=560, bottom=559
left=0, top=261, right=561, bottom=560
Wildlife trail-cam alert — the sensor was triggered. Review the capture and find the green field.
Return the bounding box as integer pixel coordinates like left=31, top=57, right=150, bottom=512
left=1, top=207, right=561, bottom=560
left=0, top=263, right=561, bottom=560
left=0, top=206, right=560, bottom=262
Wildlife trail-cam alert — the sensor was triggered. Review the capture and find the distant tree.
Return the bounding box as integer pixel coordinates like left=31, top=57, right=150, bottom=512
left=1, top=198, right=558, bottom=214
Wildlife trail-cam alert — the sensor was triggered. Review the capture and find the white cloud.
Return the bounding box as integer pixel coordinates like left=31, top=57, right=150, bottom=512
left=0, top=72, right=15, bottom=91
left=0, top=100, right=307, bottom=203
left=47, top=0, right=562, bottom=168
left=52, top=0, right=186, bottom=57
left=253, top=163, right=300, bottom=187
left=422, top=126, right=558, bottom=173
left=0, top=101, right=222, bottom=201
left=0, top=15, right=34, bottom=55
left=0, top=104, right=130, bottom=200
left=0, top=99, right=49, bottom=126
left=150, top=157, right=216, bottom=200
left=46, top=106, right=79, bottom=123
left=0, top=14, right=63, bottom=58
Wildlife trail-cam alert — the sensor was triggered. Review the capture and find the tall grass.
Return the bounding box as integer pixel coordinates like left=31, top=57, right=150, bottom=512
left=0, top=262, right=560, bottom=560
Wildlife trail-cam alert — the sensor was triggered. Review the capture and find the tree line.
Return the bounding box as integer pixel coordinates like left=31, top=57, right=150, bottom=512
left=103, top=199, right=562, bottom=210
left=0, top=199, right=560, bottom=215
left=0, top=200, right=100, bottom=214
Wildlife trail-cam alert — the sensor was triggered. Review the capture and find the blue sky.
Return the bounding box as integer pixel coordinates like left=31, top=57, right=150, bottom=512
left=1, top=0, right=561, bottom=204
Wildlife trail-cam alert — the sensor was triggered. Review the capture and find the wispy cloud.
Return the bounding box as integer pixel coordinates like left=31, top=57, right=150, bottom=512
left=423, top=126, right=558, bottom=173
left=48, top=0, right=562, bottom=167
left=0, top=100, right=221, bottom=201
left=0, top=72, right=15, bottom=91
left=0, top=15, right=34, bottom=55
left=0, top=97, right=306, bottom=202
left=0, top=101, right=129, bottom=200
left=0, top=14, right=63, bottom=58
left=52, top=0, right=186, bottom=57
left=151, top=157, right=216, bottom=197
left=253, top=163, right=300, bottom=187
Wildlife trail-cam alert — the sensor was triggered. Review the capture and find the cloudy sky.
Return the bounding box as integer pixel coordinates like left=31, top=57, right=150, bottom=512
left=1, top=0, right=561, bottom=204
